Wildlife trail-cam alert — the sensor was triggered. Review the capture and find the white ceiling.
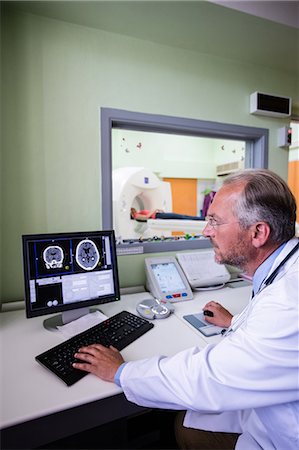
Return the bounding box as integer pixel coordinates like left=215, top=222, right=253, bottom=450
left=211, top=1, right=299, bottom=29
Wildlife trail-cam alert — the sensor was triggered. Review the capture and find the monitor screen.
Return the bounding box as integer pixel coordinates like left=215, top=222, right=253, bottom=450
left=151, top=262, right=187, bottom=294
left=22, top=230, right=120, bottom=328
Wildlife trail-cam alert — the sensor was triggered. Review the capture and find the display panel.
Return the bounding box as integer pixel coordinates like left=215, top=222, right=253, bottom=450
left=22, top=230, right=120, bottom=322
left=145, top=256, right=193, bottom=302
left=151, top=262, right=187, bottom=293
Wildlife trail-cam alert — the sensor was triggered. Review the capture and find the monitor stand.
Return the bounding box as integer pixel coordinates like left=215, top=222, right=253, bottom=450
left=43, top=307, right=99, bottom=332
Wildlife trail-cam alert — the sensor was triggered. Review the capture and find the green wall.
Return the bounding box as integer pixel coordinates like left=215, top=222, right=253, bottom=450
left=1, top=8, right=297, bottom=303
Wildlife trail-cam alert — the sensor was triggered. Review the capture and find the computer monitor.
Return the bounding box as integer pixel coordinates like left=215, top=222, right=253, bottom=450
left=22, top=230, right=120, bottom=331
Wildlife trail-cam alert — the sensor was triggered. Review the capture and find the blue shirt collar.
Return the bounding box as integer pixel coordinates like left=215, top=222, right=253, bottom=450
left=252, top=242, right=287, bottom=296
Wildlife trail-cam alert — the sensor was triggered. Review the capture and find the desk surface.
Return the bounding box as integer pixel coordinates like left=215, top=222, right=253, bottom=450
left=0, top=284, right=251, bottom=444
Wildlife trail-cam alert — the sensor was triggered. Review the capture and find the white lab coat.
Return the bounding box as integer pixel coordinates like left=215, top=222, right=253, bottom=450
left=120, top=238, right=299, bottom=450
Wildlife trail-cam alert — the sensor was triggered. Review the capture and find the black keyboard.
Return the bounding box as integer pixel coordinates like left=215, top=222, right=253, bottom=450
left=36, top=311, right=154, bottom=386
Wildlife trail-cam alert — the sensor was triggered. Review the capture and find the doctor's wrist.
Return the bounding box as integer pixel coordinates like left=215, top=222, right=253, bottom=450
left=114, top=362, right=127, bottom=386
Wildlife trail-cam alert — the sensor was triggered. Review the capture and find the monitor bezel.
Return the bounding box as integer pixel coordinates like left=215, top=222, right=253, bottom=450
left=22, top=230, right=120, bottom=319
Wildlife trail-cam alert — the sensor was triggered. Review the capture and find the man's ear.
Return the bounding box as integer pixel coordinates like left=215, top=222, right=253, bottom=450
left=251, top=222, right=271, bottom=248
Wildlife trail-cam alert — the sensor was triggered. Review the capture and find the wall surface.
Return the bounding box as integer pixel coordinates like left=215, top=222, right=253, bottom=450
left=112, top=129, right=245, bottom=179
left=1, top=8, right=298, bottom=302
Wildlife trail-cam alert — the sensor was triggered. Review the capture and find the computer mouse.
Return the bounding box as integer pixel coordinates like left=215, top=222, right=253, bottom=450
left=203, top=310, right=214, bottom=317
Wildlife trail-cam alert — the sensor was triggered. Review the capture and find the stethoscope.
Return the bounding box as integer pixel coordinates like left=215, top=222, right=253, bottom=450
left=221, top=240, right=299, bottom=337
left=263, top=241, right=299, bottom=286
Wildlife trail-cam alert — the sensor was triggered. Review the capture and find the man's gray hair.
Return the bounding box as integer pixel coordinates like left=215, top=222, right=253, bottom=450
left=223, top=169, right=296, bottom=243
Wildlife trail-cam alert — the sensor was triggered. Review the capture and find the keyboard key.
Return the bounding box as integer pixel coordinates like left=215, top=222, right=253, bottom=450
left=35, top=311, right=154, bottom=386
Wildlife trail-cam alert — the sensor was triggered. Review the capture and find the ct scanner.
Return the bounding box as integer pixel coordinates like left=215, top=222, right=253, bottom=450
left=112, top=167, right=207, bottom=241
left=112, top=167, right=172, bottom=240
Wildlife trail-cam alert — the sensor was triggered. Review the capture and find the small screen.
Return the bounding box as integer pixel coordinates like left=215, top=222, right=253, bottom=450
left=22, top=230, right=120, bottom=318
left=151, top=262, right=186, bottom=293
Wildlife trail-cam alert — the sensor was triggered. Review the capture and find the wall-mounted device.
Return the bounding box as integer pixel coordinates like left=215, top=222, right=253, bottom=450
left=250, top=91, right=291, bottom=118
left=176, top=251, right=230, bottom=289
left=278, top=126, right=292, bottom=148
left=145, top=256, right=193, bottom=302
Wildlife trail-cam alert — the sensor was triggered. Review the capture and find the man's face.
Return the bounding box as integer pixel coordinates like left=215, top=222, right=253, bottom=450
left=203, top=183, right=255, bottom=271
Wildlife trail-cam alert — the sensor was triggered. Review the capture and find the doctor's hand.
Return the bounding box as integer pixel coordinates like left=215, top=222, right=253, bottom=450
left=73, top=344, right=125, bottom=382
left=203, top=301, right=233, bottom=328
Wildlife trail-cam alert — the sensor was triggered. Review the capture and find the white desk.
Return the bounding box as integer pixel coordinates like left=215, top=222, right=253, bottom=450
left=0, top=284, right=251, bottom=449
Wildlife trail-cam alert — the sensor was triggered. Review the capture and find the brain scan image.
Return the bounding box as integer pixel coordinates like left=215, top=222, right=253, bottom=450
left=75, top=239, right=100, bottom=271
left=43, top=245, right=64, bottom=269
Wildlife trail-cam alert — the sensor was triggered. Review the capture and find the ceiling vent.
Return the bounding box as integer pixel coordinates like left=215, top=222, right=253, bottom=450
left=216, top=161, right=244, bottom=176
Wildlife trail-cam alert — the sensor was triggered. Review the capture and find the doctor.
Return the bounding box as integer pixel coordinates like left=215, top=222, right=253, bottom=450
left=74, top=169, right=299, bottom=450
